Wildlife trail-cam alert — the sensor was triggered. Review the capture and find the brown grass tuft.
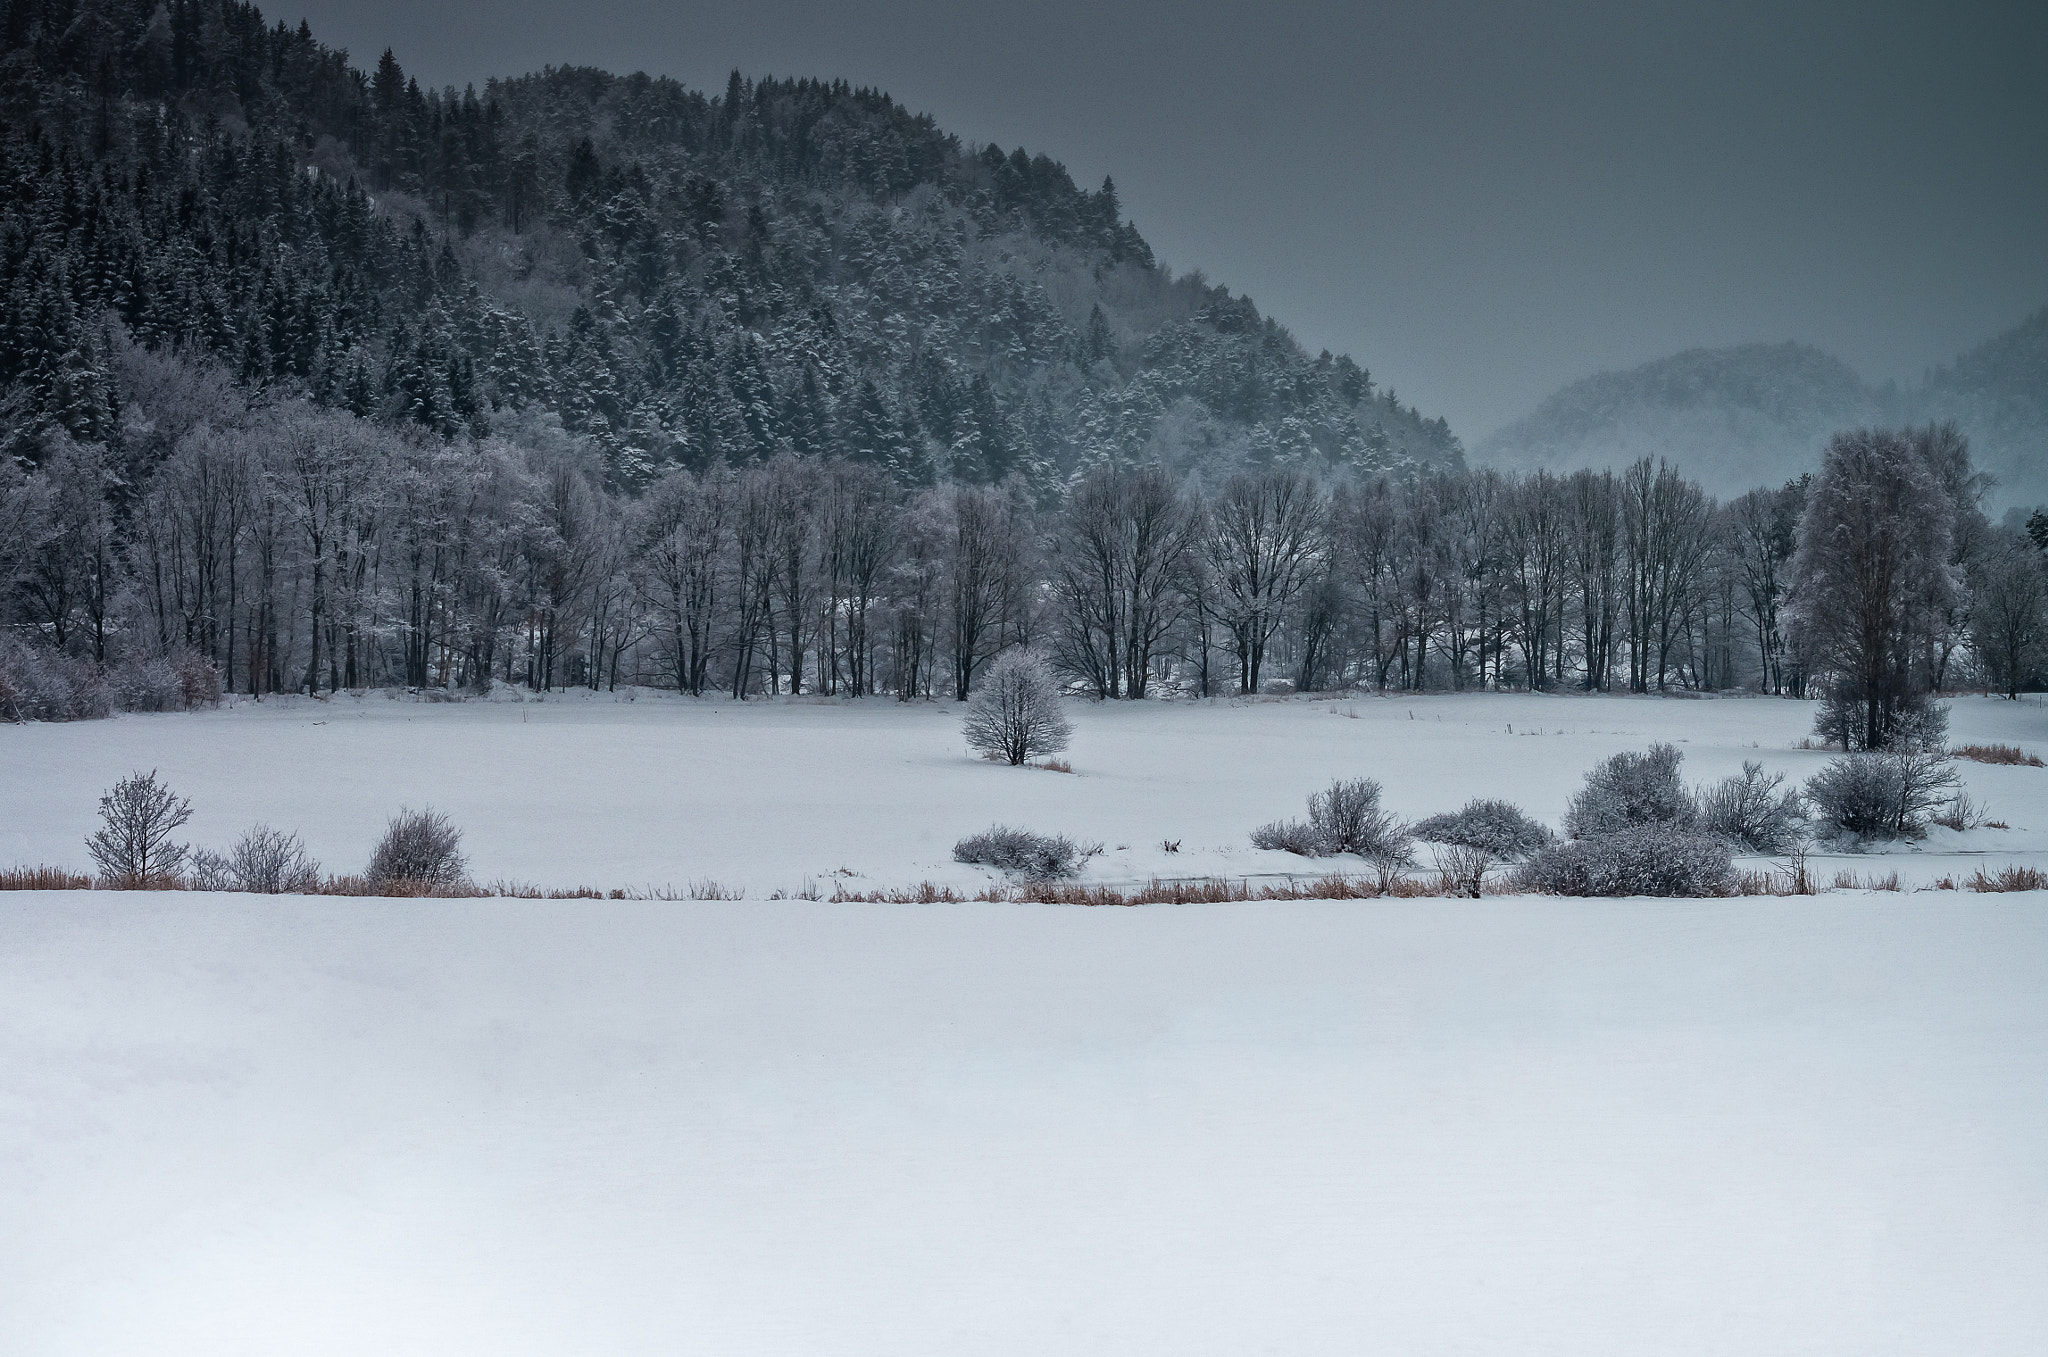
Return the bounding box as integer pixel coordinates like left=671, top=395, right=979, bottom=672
left=1964, top=864, right=2048, bottom=892
left=0, top=865, right=94, bottom=890
left=1952, top=743, right=2045, bottom=767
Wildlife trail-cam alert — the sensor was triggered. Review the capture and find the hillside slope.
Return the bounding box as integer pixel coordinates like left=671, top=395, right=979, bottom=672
left=1476, top=343, right=1881, bottom=497
left=0, top=4, right=1461, bottom=490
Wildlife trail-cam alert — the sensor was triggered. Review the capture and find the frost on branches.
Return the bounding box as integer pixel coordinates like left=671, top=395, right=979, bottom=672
left=961, top=650, right=1071, bottom=766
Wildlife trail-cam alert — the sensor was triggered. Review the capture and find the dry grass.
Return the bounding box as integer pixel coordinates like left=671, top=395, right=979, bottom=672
left=1963, top=864, right=2048, bottom=892
left=7, top=860, right=2042, bottom=902
left=1037, top=758, right=1074, bottom=774
left=1952, top=743, right=2045, bottom=767
left=0, top=865, right=93, bottom=890
left=823, top=874, right=1470, bottom=906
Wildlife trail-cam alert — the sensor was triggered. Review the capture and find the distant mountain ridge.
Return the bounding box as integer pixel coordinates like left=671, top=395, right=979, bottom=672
left=1478, top=310, right=2048, bottom=507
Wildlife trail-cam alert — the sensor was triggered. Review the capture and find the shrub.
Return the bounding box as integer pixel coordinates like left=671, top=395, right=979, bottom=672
left=962, top=649, right=1072, bottom=766
left=1804, top=750, right=1961, bottom=840
left=1513, top=823, right=1734, bottom=897
left=107, top=648, right=221, bottom=713
left=365, top=807, right=468, bottom=888
left=1250, top=817, right=1325, bottom=855
left=953, top=825, right=1098, bottom=879
left=1411, top=798, right=1555, bottom=860
left=1563, top=744, right=1692, bottom=838
left=1252, top=778, right=1413, bottom=874
left=1693, top=761, right=1804, bottom=852
left=1931, top=793, right=1990, bottom=832
left=188, top=848, right=235, bottom=891
left=0, top=634, right=111, bottom=722
left=110, top=655, right=185, bottom=712
left=220, top=825, right=322, bottom=893
left=1430, top=842, right=1494, bottom=897
left=86, top=769, right=193, bottom=887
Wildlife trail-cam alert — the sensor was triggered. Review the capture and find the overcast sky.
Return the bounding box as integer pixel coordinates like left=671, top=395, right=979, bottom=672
left=281, top=0, right=2046, bottom=440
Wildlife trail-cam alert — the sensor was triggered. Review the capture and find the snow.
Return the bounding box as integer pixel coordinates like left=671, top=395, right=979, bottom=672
left=2, top=890, right=2045, bottom=1356
left=5, top=693, right=2048, bottom=1351
left=3, top=688, right=2046, bottom=892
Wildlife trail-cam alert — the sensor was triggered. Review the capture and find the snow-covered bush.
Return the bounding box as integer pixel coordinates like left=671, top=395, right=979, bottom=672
left=86, top=769, right=193, bottom=888
left=953, top=825, right=1097, bottom=879
left=366, top=807, right=468, bottom=888
left=1513, top=823, right=1734, bottom=897
left=109, top=655, right=184, bottom=712
left=1249, top=817, right=1324, bottom=855
left=108, top=648, right=221, bottom=713
left=1411, top=798, right=1555, bottom=860
left=0, top=634, right=110, bottom=722
left=1804, top=750, right=1962, bottom=841
left=1563, top=743, right=1692, bottom=838
left=217, top=825, right=322, bottom=893
left=1252, top=778, right=1414, bottom=872
left=962, top=649, right=1071, bottom=766
left=1693, top=761, right=1804, bottom=853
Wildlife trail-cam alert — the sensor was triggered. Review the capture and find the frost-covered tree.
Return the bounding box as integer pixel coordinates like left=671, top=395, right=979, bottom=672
left=1971, top=531, right=2047, bottom=699
left=1202, top=466, right=1328, bottom=693
left=962, top=648, right=1070, bottom=765
left=1787, top=427, right=1964, bottom=750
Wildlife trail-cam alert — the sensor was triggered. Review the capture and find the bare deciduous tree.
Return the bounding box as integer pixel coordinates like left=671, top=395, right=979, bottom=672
left=87, top=769, right=193, bottom=888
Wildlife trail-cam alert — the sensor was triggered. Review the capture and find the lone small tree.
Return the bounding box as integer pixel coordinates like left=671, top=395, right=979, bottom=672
left=962, top=649, right=1071, bottom=765
left=87, top=769, right=193, bottom=888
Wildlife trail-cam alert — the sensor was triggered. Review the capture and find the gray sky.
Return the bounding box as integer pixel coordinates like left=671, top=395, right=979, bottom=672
left=283, top=0, right=2048, bottom=440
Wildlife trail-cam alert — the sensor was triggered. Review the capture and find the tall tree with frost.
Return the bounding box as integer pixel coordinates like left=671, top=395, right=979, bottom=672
left=1972, top=531, right=2047, bottom=699
left=1202, top=466, right=1328, bottom=694
left=1787, top=428, right=1961, bottom=750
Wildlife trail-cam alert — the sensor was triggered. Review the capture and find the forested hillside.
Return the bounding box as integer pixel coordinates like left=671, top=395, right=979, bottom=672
left=1480, top=318, right=2048, bottom=507
left=0, top=0, right=1459, bottom=488
left=5, top=2, right=2042, bottom=719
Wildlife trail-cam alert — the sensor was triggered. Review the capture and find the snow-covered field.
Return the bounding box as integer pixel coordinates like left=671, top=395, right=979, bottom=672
left=5, top=693, right=2048, bottom=1354
left=4, top=688, right=2047, bottom=891
left=3, top=889, right=2046, bottom=1355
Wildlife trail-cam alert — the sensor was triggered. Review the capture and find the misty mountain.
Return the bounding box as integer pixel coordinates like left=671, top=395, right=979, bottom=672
left=0, top=1, right=1461, bottom=490
left=1913, top=306, right=2048, bottom=511
left=1479, top=314, right=2048, bottom=507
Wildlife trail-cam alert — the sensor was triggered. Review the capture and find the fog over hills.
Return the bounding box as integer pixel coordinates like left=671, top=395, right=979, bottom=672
left=1478, top=308, right=2048, bottom=508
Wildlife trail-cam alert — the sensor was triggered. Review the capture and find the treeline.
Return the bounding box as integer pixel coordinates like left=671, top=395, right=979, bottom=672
left=6, top=343, right=2043, bottom=719
left=1, top=0, right=1461, bottom=506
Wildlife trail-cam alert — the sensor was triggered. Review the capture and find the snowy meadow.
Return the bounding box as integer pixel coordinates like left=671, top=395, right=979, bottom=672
left=5, top=691, right=2048, bottom=1356
left=6, top=687, right=2048, bottom=893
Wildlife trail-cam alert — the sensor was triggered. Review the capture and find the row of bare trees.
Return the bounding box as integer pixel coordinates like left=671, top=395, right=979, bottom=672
left=6, top=399, right=2039, bottom=706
